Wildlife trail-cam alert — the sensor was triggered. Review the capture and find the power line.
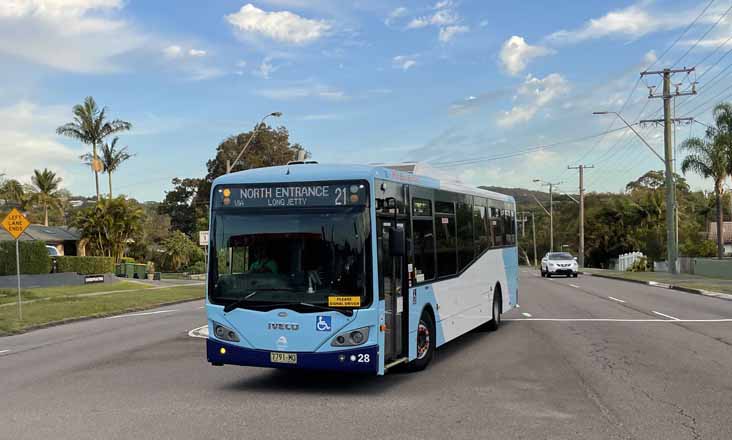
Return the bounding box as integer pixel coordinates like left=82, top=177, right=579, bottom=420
left=671, top=2, right=732, bottom=67
left=652, top=0, right=718, bottom=69
left=430, top=125, right=631, bottom=169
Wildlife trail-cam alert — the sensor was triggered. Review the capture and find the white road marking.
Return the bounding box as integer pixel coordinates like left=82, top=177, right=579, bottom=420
left=608, top=296, right=626, bottom=303
left=652, top=310, right=680, bottom=321
left=106, top=309, right=178, bottom=319
left=0, top=349, right=9, bottom=354
left=569, top=283, right=580, bottom=288
left=504, top=318, right=732, bottom=322
left=521, top=312, right=532, bottom=318
left=198, top=306, right=205, bottom=309
left=188, top=325, right=208, bottom=339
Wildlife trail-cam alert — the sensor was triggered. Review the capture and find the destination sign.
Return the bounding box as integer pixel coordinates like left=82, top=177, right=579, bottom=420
left=215, top=181, right=369, bottom=208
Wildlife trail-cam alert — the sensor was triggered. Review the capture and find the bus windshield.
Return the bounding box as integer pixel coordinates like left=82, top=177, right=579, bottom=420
left=209, top=206, right=372, bottom=311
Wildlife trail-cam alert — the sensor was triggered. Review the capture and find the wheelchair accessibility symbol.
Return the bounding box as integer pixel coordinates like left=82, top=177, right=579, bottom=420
left=316, top=316, right=332, bottom=332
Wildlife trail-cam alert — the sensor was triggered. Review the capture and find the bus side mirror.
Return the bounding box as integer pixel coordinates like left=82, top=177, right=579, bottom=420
left=389, top=227, right=405, bottom=257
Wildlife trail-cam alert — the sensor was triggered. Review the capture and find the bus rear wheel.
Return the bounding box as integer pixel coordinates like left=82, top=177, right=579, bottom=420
left=407, top=311, right=435, bottom=372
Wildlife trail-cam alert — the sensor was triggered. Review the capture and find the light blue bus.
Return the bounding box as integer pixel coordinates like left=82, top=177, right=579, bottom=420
left=205, top=163, right=518, bottom=374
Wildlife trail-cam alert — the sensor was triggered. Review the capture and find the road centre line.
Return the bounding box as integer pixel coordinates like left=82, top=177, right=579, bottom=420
left=521, top=312, right=532, bottom=318
left=504, top=318, right=732, bottom=322
left=0, top=349, right=9, bottom=354
left=106, top=309, right=178, bottom=319
left=652, top=310, right=680, bottom=320
left=608, top=296, right=626, bottom=303
left=569, top=284, right=580, bottom=288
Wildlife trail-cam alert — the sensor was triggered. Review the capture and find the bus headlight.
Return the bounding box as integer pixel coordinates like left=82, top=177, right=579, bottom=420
left=331, top=326, right=370, bottom=347
left=213, top=322, right=240, bottom=342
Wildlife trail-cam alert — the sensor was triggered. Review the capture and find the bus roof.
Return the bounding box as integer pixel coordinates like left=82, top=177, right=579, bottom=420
left=212, top=163, right=514, bottom=204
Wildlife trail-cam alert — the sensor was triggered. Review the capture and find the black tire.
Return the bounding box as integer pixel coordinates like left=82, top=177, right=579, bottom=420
left=407, top=311, right=436, bottom=372
left=486, top=290, right=502, bottom=331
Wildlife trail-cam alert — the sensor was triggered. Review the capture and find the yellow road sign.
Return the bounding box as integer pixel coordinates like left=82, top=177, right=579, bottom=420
left=1, top=208, right=30, bottom=240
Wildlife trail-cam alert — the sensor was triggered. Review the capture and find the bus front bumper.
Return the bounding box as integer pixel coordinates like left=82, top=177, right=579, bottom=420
left=207, top=339, right=379, bottom=374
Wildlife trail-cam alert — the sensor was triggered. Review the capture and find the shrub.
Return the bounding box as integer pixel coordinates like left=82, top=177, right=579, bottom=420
left=629, top=256, right=649, bottom=272
left=56, top=256, right=115, bottom=274
left=0, top=240, right=51, bottom=275
left=121, top=257, right=135, bottom=264
left=186, top=260, right=206, bottom=274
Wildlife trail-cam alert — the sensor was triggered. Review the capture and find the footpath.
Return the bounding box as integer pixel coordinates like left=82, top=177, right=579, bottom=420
left=583, top=268, right=732, bottom=301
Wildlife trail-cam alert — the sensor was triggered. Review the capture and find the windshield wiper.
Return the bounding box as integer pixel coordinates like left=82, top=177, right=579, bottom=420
left=221, top=300, right=354, bottom=316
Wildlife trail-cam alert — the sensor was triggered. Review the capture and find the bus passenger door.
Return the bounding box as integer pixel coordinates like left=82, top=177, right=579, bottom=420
left=376, top=183, right=408, bottom=363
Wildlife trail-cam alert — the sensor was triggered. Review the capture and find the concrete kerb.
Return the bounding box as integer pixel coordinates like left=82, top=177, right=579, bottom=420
left=585, top=272, right=732, bottom=302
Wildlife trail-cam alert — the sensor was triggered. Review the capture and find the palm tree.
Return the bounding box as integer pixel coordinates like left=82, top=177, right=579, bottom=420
left=680, top=132, right=730, bottom=259
left=81, top=137, right=133, bottom=199
left=27, top=169, right=64, bottom=226
left=56, top=96, right=131, bottom=201
left=712, top=102, right=732, bottom=224
left=0, top=178, right=26, bottom=207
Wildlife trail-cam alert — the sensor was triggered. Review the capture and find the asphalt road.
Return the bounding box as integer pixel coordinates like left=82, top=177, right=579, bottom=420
left=2, top=271, right=732, bottom=440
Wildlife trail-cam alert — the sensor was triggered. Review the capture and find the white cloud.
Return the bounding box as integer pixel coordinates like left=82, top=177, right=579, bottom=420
left=393, top=55, right=418, bottom=71
left=188, top=48, right=206, bottom=57
left=439, top=25, right=468, bottom=42
left=547, top=4, right=687, bottom=44
left=499, top=36, right=555, bottom=75
left=225, top=3, right=331, bottom=45
left=385, top=7, right=407, bottom=26
left=256, top=83, right=347, bottom=100
left=497, top=73, right=570, bottom=127
left=0, top=100, right=84, bottom=189
left=163, top=45, right=183, bottom=58
left=254, top=57, right=278, bottom=79
left=405, top=2, right=467, bottom=42
left=0, top=0, right=145, bottom=73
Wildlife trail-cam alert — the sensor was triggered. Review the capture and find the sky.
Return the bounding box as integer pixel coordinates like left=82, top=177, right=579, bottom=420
left=1, top=0, right=731, bottom=201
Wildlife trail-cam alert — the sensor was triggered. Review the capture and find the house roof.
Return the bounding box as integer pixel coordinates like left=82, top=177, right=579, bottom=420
left=0, top=224, right=81, bottom=242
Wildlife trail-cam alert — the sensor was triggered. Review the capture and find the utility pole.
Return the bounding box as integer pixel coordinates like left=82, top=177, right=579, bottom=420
left=531, top=211, right=537, bottom=266
left=568, top=165, right=594, bottom=268
left=518, top=211, right=538, bottom=266
left=533, top=179, right=562, bottom=251
left=640, top=67, right=696, bottom=274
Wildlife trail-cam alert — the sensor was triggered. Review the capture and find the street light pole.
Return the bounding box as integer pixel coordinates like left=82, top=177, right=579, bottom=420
left=226, top=112, right=282, bottom=174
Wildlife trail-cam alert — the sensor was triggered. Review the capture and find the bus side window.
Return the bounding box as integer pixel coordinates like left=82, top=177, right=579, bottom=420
left=435, top=201, right=457, bottom=277
left=473, top=203, right=487, bottom=254
left=413, top=219, right=435, bottom=281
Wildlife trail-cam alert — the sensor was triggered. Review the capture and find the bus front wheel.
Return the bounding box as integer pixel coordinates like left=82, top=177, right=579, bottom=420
left=407, top=311, right=435, bottom=372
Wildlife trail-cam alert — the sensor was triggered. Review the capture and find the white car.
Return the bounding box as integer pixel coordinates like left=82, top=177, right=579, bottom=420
left=541, top=252, right=578, bottom=278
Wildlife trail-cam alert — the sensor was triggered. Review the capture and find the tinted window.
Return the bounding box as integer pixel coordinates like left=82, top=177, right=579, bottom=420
left=413, top=219, right=435, bottom=281
left=473, top=204, right=488, bottom=254
left=413, top=198, right=432, bottom=216
left=457, top=200, right=474, bottom=270
left=435, top=209, right=457, bottom=277
left=491, top=208, right=504, bottom=246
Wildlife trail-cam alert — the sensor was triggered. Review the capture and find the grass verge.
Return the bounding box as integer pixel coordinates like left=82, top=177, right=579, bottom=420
left=585, top=269, right=732, bottom=295
left=0, top=284, right=204, bottom=335
left=0, top=281, right=152, bottom=306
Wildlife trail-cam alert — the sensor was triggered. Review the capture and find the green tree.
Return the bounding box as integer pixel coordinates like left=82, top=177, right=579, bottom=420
left=81, top=137, right=133, bottom=199
left=27, top=169, right=64, bottom=226
left=0, top=178, right=26, bottom=208
left=56, top=96, right=132, bottom=201
left=158, top=178, right=204, bottom=237
left=680, top=129, right=730, bottom=259
left=161, top=231, right=203, bottom=272
left=74, top=197, right=144, bottom=262
left=711, top=102, right=732, bottom=220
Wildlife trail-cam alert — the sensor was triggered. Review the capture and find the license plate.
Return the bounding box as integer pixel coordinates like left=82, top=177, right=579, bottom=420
left=270, top=352, right=297, bottom=364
